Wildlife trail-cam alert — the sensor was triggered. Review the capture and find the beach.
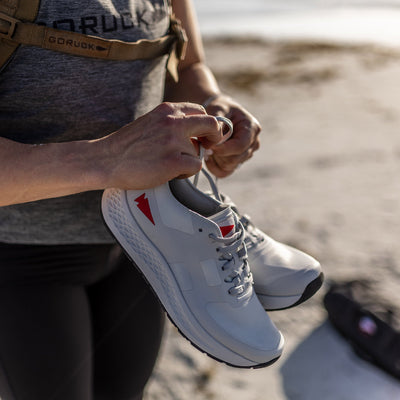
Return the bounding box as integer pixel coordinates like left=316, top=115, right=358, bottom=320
left=192, top=0, right=400, bottom=47
left=144, top=38, right=400, bottom=399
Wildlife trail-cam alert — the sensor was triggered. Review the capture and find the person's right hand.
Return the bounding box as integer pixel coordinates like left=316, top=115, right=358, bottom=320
left=98, top=102, right=223, bottom=189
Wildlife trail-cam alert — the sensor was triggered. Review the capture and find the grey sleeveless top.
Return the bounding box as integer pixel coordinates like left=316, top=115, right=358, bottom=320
left=0, top=0, right=169, bottom=244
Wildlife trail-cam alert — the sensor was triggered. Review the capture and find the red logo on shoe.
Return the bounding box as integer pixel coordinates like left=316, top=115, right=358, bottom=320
left=219, top=225, right=234, bottom=237
left=134, top=193, right=155, bottom=225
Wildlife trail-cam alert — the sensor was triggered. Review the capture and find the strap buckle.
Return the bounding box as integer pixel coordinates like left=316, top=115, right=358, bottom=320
left=0, top=12, right=18, bottom=40
left=170, top=16, right=187, bottom=61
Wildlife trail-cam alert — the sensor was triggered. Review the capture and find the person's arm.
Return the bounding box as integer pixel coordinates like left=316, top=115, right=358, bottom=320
left=0, top=102, right=222, bottom=207
left=164, top=0, right=219, bottom=104
left=165, top=0, right=261, bottom=178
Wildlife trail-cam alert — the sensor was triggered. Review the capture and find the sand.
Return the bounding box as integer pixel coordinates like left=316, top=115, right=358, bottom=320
left=144, top=38, right=400, bottom=400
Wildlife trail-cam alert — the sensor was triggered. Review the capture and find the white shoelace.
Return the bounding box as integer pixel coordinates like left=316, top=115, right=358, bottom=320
left=195, top=115, right=233, bottom=189
left=192, top=152, right=253, bottom=295
left=208, top=228, right=253, bottom=296
left=238, top=214, right=265, bottom=251
left=194, top=161, right=265, bottom=254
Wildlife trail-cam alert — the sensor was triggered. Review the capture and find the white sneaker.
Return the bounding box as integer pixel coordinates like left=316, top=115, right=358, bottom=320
left=195, top=168, right=323, bottom=311
left=101, top=180, right=284, bottom=368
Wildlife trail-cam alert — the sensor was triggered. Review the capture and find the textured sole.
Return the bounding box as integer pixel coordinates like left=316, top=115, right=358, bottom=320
left=260, top=272, right=324, bottom=311
left=101, top=188, right=282, bottom=369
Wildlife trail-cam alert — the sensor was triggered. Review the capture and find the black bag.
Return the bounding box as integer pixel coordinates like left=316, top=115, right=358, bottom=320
left=324, top=279, right=400, bottom=380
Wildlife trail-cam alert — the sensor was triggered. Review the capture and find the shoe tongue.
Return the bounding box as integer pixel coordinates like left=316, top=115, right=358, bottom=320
left=210, top=207, right=236, bottom=238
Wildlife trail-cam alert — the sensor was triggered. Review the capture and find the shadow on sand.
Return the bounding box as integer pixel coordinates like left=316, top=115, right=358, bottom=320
left=280, top=321, right=400, bottom=400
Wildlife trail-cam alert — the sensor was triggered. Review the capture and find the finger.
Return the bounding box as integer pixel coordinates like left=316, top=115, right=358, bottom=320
left=160, top=102, right=207, bottom=117
left=190, top=138, right=201, bottom=156
left=180, top=137, right=202, bottom=159
left=205, top=157, right=233, bottom=178
left=203, top=100, right=231, bottom=117
left=211, top=147, right=255, bottom=173
left=211, top=118, right=260, bottom=156
left=174, top=153, right=203, bottom=179
left=158, top=146, right=203, bottom=180
left=170, top=102, right=208, bottom=116
left=179, top=114, right=223, bottom=147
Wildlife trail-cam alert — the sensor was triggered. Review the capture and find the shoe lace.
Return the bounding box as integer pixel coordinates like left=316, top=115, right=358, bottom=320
left=194, top=166, right=264, bottom=252
left=208, top=220, right=253, bottom=297
left=193, top=159, right=222, bottom=201
left=239, top=214, right=265, bottom=250
left=195, top=146, right=253, bottom=296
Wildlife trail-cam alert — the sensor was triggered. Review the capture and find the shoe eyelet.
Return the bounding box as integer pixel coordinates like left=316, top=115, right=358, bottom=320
left=198, top=228, right=203, bottom=232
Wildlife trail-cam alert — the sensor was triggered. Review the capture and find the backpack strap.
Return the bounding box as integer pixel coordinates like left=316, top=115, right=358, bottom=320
left=0, top=0, right=187, bottom=81
left=0, top=0, right=40, bottom=72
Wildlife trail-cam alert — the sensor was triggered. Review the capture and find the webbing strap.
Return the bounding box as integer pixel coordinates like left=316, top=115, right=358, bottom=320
left=0, top=0, right=187, bottom=81
left=0, top=0, right=40, bottom=71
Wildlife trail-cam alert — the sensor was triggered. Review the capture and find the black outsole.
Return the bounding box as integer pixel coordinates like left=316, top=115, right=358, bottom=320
left=264, top=272, right=325, bottom=312
left=101, top=211, right=281, bottom=370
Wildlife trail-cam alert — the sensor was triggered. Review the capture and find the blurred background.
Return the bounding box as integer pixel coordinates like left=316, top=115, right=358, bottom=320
left=193, top=0, right=400, bottom=46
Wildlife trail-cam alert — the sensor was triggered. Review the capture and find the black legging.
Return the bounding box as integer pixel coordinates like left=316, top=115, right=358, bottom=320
left=0, top=243, right=165, bottom=400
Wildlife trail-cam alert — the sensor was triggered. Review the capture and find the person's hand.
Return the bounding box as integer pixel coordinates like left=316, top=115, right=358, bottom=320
left=203, top=94, right=261, bottom=178
left=98, top=102, right=223, bottom=189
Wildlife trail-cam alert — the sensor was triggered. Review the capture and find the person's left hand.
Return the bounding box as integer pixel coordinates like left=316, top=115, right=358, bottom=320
left=203, top=94, right=261, bottom=177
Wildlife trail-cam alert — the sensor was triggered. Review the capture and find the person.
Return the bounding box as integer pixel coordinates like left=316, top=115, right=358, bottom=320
left=0, top=0, right=261, bottom=399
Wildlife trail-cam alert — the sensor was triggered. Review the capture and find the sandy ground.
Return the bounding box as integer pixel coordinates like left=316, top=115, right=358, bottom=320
left=144, top=38, right=400, bottom=400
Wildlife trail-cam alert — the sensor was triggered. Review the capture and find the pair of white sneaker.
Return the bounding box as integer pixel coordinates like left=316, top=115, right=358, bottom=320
left=101, top=170, right=322, bottom=369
